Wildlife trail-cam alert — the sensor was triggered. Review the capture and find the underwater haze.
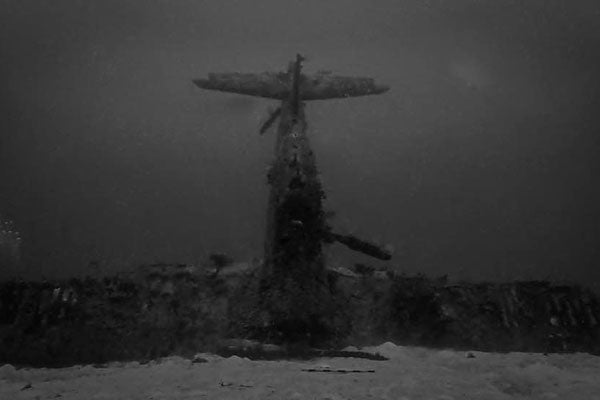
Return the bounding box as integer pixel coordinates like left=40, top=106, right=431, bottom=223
left=1, top=0, right=599, bottom=288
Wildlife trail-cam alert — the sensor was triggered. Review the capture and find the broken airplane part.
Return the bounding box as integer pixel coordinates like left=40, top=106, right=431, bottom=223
left=193, top=54, right=391, bottom=278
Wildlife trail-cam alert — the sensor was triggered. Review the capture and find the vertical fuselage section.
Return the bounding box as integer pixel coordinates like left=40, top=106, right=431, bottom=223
left=192, top=55, right=391, bottom=279
left=263, top=61, right=327, bottom=281
left=192, top=57, right=390, bottom=340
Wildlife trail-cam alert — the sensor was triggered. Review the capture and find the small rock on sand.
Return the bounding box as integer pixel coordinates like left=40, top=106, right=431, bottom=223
left=0, top=364, right=18, bottom=380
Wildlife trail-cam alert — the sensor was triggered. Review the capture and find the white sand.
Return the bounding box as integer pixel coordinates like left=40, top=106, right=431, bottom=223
left=2, top=343, right=600, bottom=399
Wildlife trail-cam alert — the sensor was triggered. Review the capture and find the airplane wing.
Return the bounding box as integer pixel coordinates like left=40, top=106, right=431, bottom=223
left=193, top=72, right=289, bottom=100
left=300, top=74, right=390, bottom=100
left=193, top=72, right=389, bottom=100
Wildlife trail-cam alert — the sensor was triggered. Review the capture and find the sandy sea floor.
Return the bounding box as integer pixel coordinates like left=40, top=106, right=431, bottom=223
left=1, top=343, right=600, bottom=400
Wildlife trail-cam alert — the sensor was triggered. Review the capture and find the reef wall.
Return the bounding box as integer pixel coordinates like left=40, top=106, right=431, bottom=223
left=337, top=272, right=600, bottom=354
left=1, top=263, right=599, bottom=367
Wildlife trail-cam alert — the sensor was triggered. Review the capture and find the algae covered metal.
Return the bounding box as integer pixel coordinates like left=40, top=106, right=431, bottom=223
left=193, top=54, right=391, bottom=278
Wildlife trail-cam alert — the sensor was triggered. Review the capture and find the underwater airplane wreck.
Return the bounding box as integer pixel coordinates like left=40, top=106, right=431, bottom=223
left=193, top=54, right=392, bottom=284
left=2, top=57, right=599, bottom=367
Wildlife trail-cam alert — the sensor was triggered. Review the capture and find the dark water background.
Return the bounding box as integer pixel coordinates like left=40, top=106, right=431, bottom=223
left=1, top=1, right=599, bottom=289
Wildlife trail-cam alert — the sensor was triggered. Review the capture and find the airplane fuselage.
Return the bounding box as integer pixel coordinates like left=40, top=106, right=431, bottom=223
left=193, top=54, right=391, bottom=280
left=263, top=64, right=327, bottom=280
left=193, top=55, right=390, bottom=340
